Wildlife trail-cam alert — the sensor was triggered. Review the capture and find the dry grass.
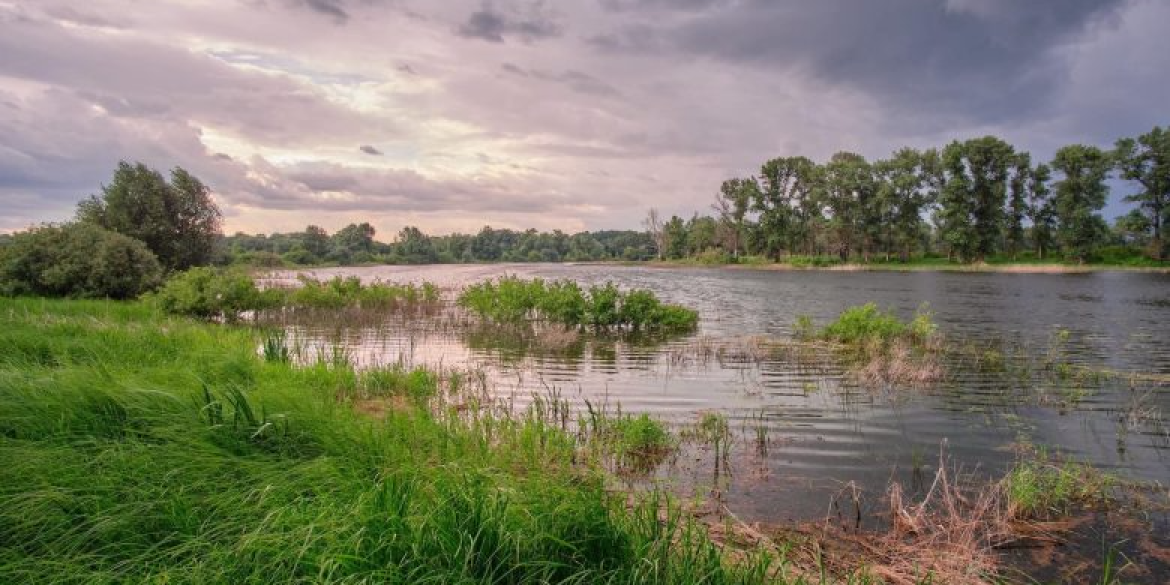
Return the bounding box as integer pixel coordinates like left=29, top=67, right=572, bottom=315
left=855, top=340, right=945, bottom=387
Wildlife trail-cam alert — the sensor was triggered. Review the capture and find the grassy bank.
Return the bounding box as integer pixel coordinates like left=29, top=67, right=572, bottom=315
left=0, top=298, right=775, bottom=584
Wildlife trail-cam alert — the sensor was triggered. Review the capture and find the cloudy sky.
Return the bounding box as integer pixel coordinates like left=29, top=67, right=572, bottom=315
left=1, top=0, right=1166, bottom=237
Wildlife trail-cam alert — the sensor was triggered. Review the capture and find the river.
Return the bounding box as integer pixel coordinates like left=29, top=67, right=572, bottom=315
left=271, top=263, right=1170, bottom=526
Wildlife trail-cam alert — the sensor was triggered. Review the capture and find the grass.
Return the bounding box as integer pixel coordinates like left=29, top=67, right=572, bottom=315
left=0, top=297, right=785, bottom=584
left=1003, top=448, right=1116, bottom=521
left=457, top=276, right=699, bottom=333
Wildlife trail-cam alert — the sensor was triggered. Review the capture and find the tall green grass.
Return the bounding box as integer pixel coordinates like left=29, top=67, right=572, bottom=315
left=0, top=298, right=787, bottom=584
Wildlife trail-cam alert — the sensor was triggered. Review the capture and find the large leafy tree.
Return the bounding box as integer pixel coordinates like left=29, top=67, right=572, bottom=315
left=300, top=225, right=331, bottom=259
left=1006, top=153, right=1032, bottom=259
left=1051, top=145, right=1111, bottom=263
left=663, top=215, right=688, bottom=259
left=820, top=152, right=873, bottom=261
left=712, top=178, right=758, bottom=258
left=758, top=156, right=819, bottom=256
left=937, top=137, right=1015, bottom=262
left=1026, top=163, right=1056, bottom=259
left=1114, top=126, right=1170, bottom=259
left=77, top=162, right=222, bottom=271
left=396, top=226, right=438, bottom=264
left=875, top=148, right=932, bottom=262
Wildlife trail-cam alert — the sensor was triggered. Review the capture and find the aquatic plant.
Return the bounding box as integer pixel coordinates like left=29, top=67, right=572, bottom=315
left=457, top=276, right=699, bottom=333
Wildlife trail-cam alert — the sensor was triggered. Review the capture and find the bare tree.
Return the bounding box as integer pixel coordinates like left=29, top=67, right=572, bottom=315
left=642, top=208, right=666, bottom=260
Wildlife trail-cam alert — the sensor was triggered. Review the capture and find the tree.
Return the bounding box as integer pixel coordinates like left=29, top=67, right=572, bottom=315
left=332, top=222, right=376, bottom=262
left=1027, top=164, right=1055, bottom=258
left=1006, top=153, right=1031, bottom=259
left=937, top=137, right=1015, bottom=262
left=1114, top=209, right=1152, bottom=247
left=77, top=161, right=222, bottom=271
left=685, top=214, right=718, bottom=256
left=712, top=178, right=757, bottom=258
left=875, top=148, right=932, bottom=262
left=643, top=208, right=666, bottom=260
left=0, top=223, right=162, bottom=299
left=396, top=226, right=438, bottom=264
left=820, top=152, right=873, bottom=261
left=758, top=157, right=818, bottom=256
left=1051, top=144, right=1111, bottom=263
left=663, top=215, right=688, bottom=259
left=300, top=225, right=331, bottom=259
left=1114, top=126, right=1170, bottom=259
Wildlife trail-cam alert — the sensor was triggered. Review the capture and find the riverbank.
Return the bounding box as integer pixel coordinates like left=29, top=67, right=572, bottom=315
left=1, top=297, right=1163, bottom=583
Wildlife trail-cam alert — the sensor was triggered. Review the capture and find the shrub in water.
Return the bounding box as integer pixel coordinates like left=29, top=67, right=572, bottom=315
left=153, top=267, right=275, bottom=320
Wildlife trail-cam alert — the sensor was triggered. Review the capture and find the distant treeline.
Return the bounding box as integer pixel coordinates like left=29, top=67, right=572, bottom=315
left=644, top=127, right=1168, bottom=265
left=216, top=225, right=656, bottom=267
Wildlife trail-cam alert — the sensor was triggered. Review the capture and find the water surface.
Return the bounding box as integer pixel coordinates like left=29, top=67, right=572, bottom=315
left=273, top=264, right=1170, bottom=524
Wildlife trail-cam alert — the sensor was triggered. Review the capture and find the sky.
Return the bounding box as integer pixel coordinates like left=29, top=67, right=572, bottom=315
left=1, top=0, right=1167, bottom=238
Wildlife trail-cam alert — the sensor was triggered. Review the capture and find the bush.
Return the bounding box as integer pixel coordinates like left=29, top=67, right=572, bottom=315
left=0, top=223, right=162, bottom=299
left=153, top=267, right=275, bottom=320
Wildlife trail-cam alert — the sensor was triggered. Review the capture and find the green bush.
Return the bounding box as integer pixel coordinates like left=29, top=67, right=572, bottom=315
left=153, top=267, right=275, bottom=320
left=0, top=223, right=162, bottom=299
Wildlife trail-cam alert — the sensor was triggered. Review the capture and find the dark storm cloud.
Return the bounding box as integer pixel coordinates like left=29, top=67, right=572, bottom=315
left=594, top=0, right=1128, bottom=122
left=359, top=145, right=384, bottom=155
left=457, top=2, right=562, bottom=43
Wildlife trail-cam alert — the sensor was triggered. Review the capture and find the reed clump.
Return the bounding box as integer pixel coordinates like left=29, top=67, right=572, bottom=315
left=797, top=303, right=944, bottom=386
left=457, top=276, right=699, bottom=333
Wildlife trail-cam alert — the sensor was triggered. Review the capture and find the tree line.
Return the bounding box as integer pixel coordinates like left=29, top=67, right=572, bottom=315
left=645, top=127, right=1168, bottom=264
left=219, top=225, right=655, bottom=266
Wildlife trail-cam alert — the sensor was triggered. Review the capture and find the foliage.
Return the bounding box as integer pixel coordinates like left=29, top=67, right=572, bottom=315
left=1114, top=126, right=1170, bottom=260
left=457, top=277, right=698, bottom=333
left=0, top=223, right=162, bottom=299
left=77, top=161, right=221, bottom=271
left=1052, top=144, right=1112, bottom=263
left=218, top=225, right=656, bottom=267
left=152, top=267, right=275, bottom=320
left=638, top=126, right=1169, bottom=267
